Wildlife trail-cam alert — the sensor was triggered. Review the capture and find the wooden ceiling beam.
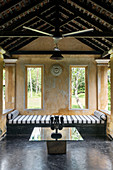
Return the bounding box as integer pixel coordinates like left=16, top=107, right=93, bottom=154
left=37, top=14, right=55, bottom=28
left=61, top=25, right=104, bottom=52
left=102, top=51, right=110, bottom=58
left=70, top=0, right=113, bottom=27
left=0, top=31, right=113, bottom=38
left=11, top=50, right=101, bottom=55
left=59, top=7, right=78, bottom=27
left=83, top=38, right=106, bottom=51
left=60, top=1, right=108, bottom=32
left=60, top=1, right=113, bottom=47
left=0, top=0, right=22, bottom=15
left=68, top=20, right=111, bottom=50
left=74, top=18, right=113, bottom=45
left=0, top=0, right=45, bottom=27
left=89, top=0, right=113, bottom=16
left=6, top=25, right=53, bottom=51
left=77, top=38, right=103, bottom=53
left=64, top=22, right=108, bottom=51
left=9, top=38, right=37, bottom=52
left=2, top=12, right=37, bottom=31
left=0, top=2, right=55, bottom=45
left=2, top=21, right=52, bottom=49
left=0, top=19, right=44, bottom=46
left=0, top=11, right=55, bottom=49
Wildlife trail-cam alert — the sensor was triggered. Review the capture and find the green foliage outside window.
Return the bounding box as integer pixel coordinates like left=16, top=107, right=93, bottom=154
left=71, top=67, right=85, bottom=109
left=27, top=67, right=42, bottom=109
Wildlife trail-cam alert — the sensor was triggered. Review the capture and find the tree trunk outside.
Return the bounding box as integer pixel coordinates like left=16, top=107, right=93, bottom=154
left=75, top=72, right=83, bottom=109
left=29, top=68, right=32, bottom=98
left=36, top=68, right=39, bottom=94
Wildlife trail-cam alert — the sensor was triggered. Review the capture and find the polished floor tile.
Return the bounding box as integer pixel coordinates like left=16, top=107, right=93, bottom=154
left=0, top=136, right=113, bottom=170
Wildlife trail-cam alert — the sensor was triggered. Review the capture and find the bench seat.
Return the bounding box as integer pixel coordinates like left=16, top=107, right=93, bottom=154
left=8, top=115, right=105, bottom=125
left=6, top=111, right=107, bottom=137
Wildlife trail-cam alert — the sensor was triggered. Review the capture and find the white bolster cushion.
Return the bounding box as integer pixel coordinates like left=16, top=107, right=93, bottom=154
left=94, top=110, right=107, bottom=121
left=7, top=110, right=19, bottom=120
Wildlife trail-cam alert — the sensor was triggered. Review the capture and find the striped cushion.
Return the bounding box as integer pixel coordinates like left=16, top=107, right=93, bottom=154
left=94, top=110, right=107, bottom=121
left=7, top=110, right=19, bottom=120
left=8, top=115, right=106, bottom=125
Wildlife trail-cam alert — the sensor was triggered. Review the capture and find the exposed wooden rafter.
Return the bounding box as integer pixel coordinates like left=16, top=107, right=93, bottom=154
left=70, top=0, right=113, bottom=27
left=0, top=0, right=112, bottom=55
left=0, top=0, right=45, bottom=28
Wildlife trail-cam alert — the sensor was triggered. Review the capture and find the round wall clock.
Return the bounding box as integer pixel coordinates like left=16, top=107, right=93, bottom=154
left=51, top=64, right=62, bottom=76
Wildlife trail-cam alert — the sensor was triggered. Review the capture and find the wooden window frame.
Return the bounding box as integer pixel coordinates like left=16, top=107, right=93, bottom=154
left=70, top=65, right=88, bottom=110
left=25, top=65, right=44, bottom=110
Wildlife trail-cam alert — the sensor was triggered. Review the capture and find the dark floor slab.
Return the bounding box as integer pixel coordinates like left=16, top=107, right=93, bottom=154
left=0, top=136, right=113, bottom=170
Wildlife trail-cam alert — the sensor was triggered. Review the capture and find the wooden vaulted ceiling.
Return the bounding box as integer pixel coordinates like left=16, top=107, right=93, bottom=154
left=0, top=0, right=113, bottom=57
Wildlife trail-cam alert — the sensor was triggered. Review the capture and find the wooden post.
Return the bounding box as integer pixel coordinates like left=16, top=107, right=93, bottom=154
left=108, top=48, right=113, bottom=138
left=0, top=47, right=5, bottom=115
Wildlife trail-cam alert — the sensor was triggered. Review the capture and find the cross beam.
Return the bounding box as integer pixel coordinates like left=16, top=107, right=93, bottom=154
left=11, top=50, right=101, bottom=55
left=0, top=31, right=112, bottom=38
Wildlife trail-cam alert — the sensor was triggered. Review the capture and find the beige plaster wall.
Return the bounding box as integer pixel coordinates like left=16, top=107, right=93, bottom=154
left=14, top=55, right=97, bottom=115
left=13, top=38, right=98, bottom=115
left=20, top=37, right=94, bottom=51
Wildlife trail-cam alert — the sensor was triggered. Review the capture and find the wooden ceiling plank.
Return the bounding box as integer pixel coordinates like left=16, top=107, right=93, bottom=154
left=60, top=1, right=113, bottom=47
left=77, top=38, right=103, bottom=52
left=0, top=18, right=44, bottom=45
left=60, top=1, right=108, bottom=32
left=37, top=14, right=55, bottom=28
left=59, top=6, right=78, bottom=27
left=0, top=0, right=22, bottom=15
left=70, top=0, right=113, bottom=27
left=90, top=0, right=113, bottom=16
left=83, top=38, right=106, bottom=51
left=0, top=0, right=45, bottom=27
left=0, top=2, right=55, bottom=45
left=59, top=13, right=111, bottom=50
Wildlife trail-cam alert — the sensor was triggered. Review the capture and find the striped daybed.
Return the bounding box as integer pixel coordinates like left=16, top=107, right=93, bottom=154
left=6, top=110, right=107, bottom=137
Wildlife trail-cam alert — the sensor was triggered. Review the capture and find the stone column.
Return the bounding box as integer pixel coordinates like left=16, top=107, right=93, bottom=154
left=108, top=48, right=113, bottom=137
left=97, top=65, right=108, bottom=110
left=0, top=47, right=5, bottom=115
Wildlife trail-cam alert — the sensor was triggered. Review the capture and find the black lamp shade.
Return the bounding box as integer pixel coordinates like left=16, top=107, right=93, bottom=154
left=50, top=51, right=64, bottom=60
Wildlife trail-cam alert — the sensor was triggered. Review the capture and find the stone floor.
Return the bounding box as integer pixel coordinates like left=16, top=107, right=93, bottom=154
left=0, top=136, right=113, bottom=170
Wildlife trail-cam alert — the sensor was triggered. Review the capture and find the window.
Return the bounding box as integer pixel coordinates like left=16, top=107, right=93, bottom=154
left=25, top=66, right=43, bottom=109
left=70, top=66, right=88, bottom=109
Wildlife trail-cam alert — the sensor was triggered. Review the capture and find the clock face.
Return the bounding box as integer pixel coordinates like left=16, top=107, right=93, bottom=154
left=51, top=64, right=62, bottom=76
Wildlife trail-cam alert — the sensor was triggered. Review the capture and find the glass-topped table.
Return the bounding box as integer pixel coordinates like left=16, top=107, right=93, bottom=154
left=29, top=127, right=83, bottom=141
left=29, top=127, right=83, bottom=154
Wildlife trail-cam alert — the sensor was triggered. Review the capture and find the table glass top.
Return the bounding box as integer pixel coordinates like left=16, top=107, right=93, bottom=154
left=29, top=127, right=83, bottom=141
